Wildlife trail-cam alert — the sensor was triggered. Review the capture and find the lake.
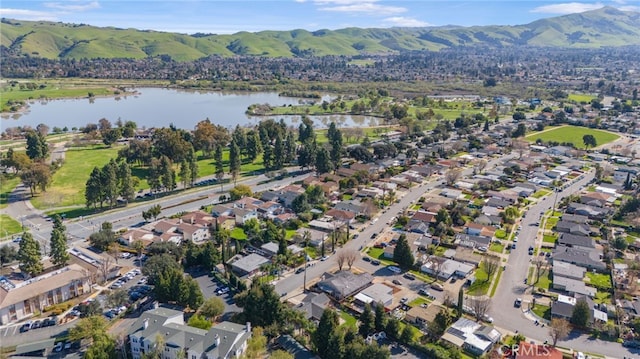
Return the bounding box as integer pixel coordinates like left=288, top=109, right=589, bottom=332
left=1, top=87, right=382, bottom=130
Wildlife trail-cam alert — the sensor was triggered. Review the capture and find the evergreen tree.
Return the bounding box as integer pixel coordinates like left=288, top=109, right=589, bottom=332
left=85, top=167, right=103, bottom=208
left=570, top=299, right=591, bottom=327
left=18, top=232, right=43, bottom=276
left=187, top=147, right=198, bottom=186
left=284, top=131, right=297, bottom=164
left=229, top=140, right=241, bottom=185
left=327, top=122, right=343, bottom=170
left=297, top=138, right=316, bottom=170
left=214, top=144, right=225, bottom=185
left=374, top=302, right=387, bottom=331
left=483, top=119, right=490, bottom=132
left=246, top=130, right=262, bottom=162
left=273, top=132, right=285, bottom=169
left=624, top=172, right=633, bottom=190
left=101, top=159, right=119, bottom=208
left=400, top=325, right=414, bottom=344
left=118, top=161, right=135, bottom=203
left=393, top=234, right=415, bottom=270
left=25, top=130, right=48, bottom=161
left=298, top=116, right=314, bottom=143
left=313, top=309, right=339, bottom=355
left=50, top=216, right=69, bottom=267
left=263, top=144, right=274, bottom=171
left=359, top=303, right=375, bottom=336
left=315, top=147, right=333, bottom=174
left=159, top=155, right=176, bottom=191
left=179, top=160, right=190, bottom=188
left=232, top=125, right=247, bottom=158
left=325, top=331, right=345, bottom=359
left=457, top=288, right=464, bottom=318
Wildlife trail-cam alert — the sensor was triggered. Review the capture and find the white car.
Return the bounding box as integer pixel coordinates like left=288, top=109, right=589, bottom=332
left=320, top=255, right=329, bottom=261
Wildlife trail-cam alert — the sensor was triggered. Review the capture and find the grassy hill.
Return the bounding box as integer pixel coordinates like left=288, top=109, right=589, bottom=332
left=2, top=6, right=639, bottom=61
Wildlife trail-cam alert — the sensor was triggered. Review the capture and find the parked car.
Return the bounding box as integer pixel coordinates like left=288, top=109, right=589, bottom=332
left=430, top=283, right=444, bottom=291
left=514, top=298, right=523, bottom=308
left=371, top=260, right=381, bottom=266
left=19, top=321, right=32, bottom=333
left=387, top=266, right=402, bottom=274
left=295, top=267, right=305, bottom=274
left=392, top=279, right=403, bottom=285
left=403, top=273, right=416, bottom=280
left=363, top=256, right=371, bottom=262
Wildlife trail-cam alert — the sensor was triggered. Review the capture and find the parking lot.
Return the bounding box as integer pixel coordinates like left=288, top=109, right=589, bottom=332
left=191, top=271, right=240, bottom=318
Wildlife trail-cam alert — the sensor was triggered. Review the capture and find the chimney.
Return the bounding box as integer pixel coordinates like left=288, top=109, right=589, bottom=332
left=246, top=322, right=251, bottom=333
left=143, top=318, right=149, bottom=329
left=214, top=334, right=220, bottom=347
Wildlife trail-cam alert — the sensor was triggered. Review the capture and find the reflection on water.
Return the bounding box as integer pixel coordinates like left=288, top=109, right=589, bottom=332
left=1, top=87, right=382, bottom=130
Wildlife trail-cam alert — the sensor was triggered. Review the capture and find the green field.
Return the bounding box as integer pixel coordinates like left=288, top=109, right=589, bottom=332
left=525, top=126, right=619, bottom=148
left=567, top=93, right=596, bottom=103
left=0, top=175, right=21, bottom=209
left=1, top=85, right=117, bottom=112
left=0, top=214, right=23, bottom=238
left=31, top=145, right=120, bottom=209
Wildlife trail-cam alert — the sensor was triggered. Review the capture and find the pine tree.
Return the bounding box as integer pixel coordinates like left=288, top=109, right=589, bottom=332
left=570, top=299, right=591, bottom=327
left=50, top=215, right=69, bottom=267
left=18, top=232, right=43, bottom=276
left=263, top=144, right=273, bottom=171
left=232, top=125, right=247, bottom=158
left=359, top=303, right=375, bottom=336
left=483, top=119, right=490, bottom=132
left=313, top=309, right=339, bottom=355
left=85, top=167, right=103, bottom=208
left=374, top=302, right=387, bottom=331
left=188, top=147, right=198, bottom=186
left=159, top=155, right=175, bottom=191
left=284, top=131, right=296, bottom=164
left=315, top=147, right=333, bottom=174
left=179, top=160, right=190, bottom=188
left=246, top=130, right=262, bottom=162
left=327, top=122, right=343, bottom=170
left=457, top=288, right=464, bottom=318
left=118, top=161, right=135, bottom=203
left=393, top=234, right=415, bottom=270
left=229, top=140, right=241, bottom=185
left=273, top=133, right=285, bottom=169
left=101, top=159, right=119, bottom=208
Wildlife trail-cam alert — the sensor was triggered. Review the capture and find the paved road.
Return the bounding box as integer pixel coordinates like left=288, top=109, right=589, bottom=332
left=1, top=170, right=311, bottom=252
left=274, top=154, right=512, bottom=297
left=488, top=170, right=639, bottom=358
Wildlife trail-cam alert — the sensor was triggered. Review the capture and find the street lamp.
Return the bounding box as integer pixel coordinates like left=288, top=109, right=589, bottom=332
left=303, top=253, right=308, bottom=293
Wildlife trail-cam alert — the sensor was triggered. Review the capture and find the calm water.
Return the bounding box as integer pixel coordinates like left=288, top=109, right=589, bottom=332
left=1, top=87, right=381, bottom=130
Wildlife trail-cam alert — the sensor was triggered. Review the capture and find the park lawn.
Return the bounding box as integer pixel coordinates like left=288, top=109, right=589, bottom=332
left=0, top=214, right=23, bottom=238
left=0, top=175, right=21, bottom=209
left=489, top=242, right=504, bottom=253
left=532, top=189, right=551, bottom=199
left=494, top=229, right=507, bottom=239
left=230, top=227, right=247, bottom=241
left=31, top=145, right=120, bottom=209
left=532, top=304, right=551, bottom=320
left=525, top=125, right=619, bottom=148
left=543, top=234, right=557, bottom=244
left=585, top=272, right=612, bottom=290
left=568, top=93, right=596, bottom=103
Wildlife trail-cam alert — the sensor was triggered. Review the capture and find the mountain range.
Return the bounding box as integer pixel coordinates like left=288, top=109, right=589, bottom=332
left=1, top=6, right=639, bottom=61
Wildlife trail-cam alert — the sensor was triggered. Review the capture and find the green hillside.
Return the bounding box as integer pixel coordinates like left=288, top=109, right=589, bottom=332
left=2, top=6, right=639, bottom=61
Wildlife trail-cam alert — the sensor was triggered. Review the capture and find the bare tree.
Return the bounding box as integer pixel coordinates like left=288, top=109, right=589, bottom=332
left=426, top=255, right=445, bottom=283
left=533, top=258, right=547, bottom=284
left=482, top=255, right=500, bottom=282
left=549, top=318, right=570, bottom=346
left=335, top=251, right=347, bottom=271
left=512, top=139, right=529, bottom=160
left=444, top=168, right=463, bottom=186
left=98, top=255, right=114, bottom=284
left=468, top=295, right=491, bottom=322
left=476, top=159, right=488, bottom=174
left=344, top=249, right=358, bottom=270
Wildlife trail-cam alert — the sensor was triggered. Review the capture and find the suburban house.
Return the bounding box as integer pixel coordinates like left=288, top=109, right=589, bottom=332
left=405, top=304, right=441, bottom=330
left=554, top=221, right=590, bottom=236
left=295, top=292, right=330, bottom=322
left=0, top=264, right=92, bottom=325
left=455, top=234, right=491, bottom=250
left=176, top=222, right=209, bottom=243
left=324, top=208, right=356, bottom=225
left=441, top=318, right=501, bottom=356
left=550, top=295, right=607, bottom=324
left=128, top=307, right=251, bottom=359
left=552, top=276, right=596, bottom=297
left=566, top=202, right=611, bottom=220
left=552, top=245, right=606, bottom=272
left=557, top=233, right=595, bottom=249
left=421, top=258, right=474, bottom=280
left=560, top=214, right=589, bottom=224
left=229, top=253, right=270, bottom=277
left=316, top=271, right=373, bottom=300
left=118, top=228, right=158, bottom=247
left=552, top=261, right=586, bottom=280
left=294, top=228, right=328, bottom=248
left=353, top=283, right=394, bottom=309
left=333, top=200, right=366, bottom=217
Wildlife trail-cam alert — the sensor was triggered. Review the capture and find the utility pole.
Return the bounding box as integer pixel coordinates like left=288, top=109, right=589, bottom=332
left=303, top=253, right=308, bottom=293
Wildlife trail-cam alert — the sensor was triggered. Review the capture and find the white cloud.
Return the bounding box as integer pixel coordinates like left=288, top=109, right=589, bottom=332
left=44, top=1, right=100, bottom=12
left=618, top=5, right=640, bottom=11
left=0, top=8, right=58, bottom=20
left=294, top=0, right=306, bottom=3
left=530, top=2, right=604, bottom=14
left=315, top=0, right=406, bottom=15
left=383, top=16, right=430, bottom=27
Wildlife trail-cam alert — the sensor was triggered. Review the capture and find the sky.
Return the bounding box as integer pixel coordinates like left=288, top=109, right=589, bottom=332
left=1, top=0, right=639, bottom=34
